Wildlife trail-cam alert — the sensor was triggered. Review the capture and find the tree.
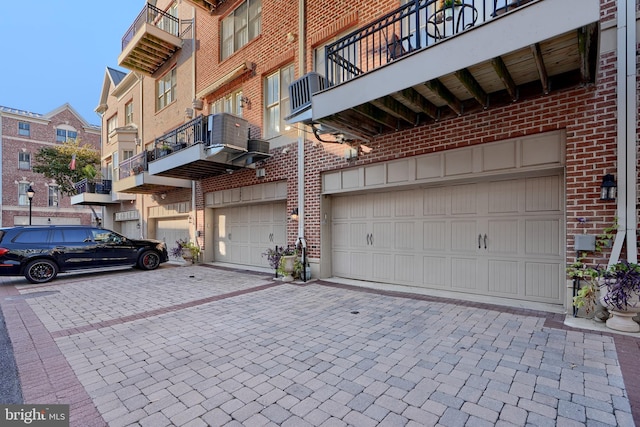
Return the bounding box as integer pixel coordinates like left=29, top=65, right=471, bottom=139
left=32, top=139, right=101, bottom=197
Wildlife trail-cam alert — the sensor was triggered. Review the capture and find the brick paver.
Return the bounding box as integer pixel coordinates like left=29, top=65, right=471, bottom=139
left=0, top=264, right=639, bottom=426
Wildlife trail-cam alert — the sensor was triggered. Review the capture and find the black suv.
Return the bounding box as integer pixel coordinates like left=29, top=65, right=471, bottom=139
left=0, top=226, right=169, bottom=283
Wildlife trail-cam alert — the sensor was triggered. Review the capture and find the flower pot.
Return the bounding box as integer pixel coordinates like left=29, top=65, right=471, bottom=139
left=281, top=255, right=296, bottom=282
left=599, top=283, right=640, bottom=332
left=182, top=248, right=194, bottom=263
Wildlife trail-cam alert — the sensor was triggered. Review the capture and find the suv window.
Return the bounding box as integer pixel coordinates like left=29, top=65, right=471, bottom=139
left=13, top=230, right=50, bottom=244
left=51, top=229, right=91, bottom=243
left=91, top=229, right=124, bottom=244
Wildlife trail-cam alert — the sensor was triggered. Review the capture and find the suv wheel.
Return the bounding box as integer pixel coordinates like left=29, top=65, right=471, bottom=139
left=25, top=259, right=58, bottom=284
left=138, top=250, right=160, bottom=270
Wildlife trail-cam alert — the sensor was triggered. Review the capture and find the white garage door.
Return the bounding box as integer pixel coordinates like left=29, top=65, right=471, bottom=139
left=120, top=220, right=140, bottom=239
left=332, top=174, right=564, bottom=304
left=157, top=218, right=190, bottom=260
left=214, top=202, right=286, bottom=268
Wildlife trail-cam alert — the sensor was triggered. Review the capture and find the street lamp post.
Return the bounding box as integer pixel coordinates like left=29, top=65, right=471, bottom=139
left=27, top=185, right=35, bottom=225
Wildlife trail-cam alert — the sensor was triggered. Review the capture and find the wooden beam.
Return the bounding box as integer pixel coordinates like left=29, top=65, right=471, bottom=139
left=425, top=79, right=462, bottom=115
left=393, top=88, right=438, bottom=120
left=491, top=56, right=518, bottom=101
left=352, top=104, right=400, bottom=131
left=530, top=43, right=549, bottom=94
left=454, top=68, right=488, bottom=108
left=369, top=96, right=417, bottom=126
left=578, top=23, right=599, bottom=84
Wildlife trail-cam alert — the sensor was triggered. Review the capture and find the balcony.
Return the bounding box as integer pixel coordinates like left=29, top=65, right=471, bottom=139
left=118, top=3, right=182, bottom=75
left=112, top=152, right=192, bottom=194
left=286, top=0, right=600, bottom=140
left=70, top=179, right=126, bottom=206
left=148, top=114, right=271, bottom=180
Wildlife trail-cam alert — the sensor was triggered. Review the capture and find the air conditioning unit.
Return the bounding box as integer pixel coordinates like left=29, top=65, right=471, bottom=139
left=207, top=113, right=248, bottom=150
left=288, top=72, right=327, bottom=116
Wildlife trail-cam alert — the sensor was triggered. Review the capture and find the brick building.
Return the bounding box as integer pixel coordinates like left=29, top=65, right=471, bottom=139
left=90, top=0, right=638, bottom=312
left=0, top=104, right=101, bottom=227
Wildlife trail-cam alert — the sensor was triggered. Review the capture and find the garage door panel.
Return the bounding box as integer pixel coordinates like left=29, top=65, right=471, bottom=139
left=525, top=175, right=561, bottom=212
left=394, top=222, right=416, bottom=250
left=488, top=180, right=521, bottom=213
left=451, top=257, right=480, bottom=290
left=487, top=260, right=519, bottom=295
left=214, top=202, right=286, bottom=267
left=372, top=253, right=394, bottom=281
left=525, top=262, right=561, bottom=300
left=372, top=222, right=394, bottom=249
left=423, top=256, right=448, bottom=287
left=157, top=218, right=190, bottom=261
left=451, top=221, right=478, bottom=252
left=487, top=219, right=518, bottom=254
left=423, top=221, right=446, bottom=251
left=331, top=173, right=563, bottom=305
left=525, top=219, right=561, bottom=256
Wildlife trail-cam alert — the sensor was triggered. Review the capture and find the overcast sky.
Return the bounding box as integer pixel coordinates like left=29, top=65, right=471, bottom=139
left=1, top=1, right=147, bottom=125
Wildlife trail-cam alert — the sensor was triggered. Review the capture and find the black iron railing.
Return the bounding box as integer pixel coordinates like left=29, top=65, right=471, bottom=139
left=74, top=179, right=112, bottom=195
left=324, top=0, right=533, bottom=86
left=153, top=115, right=207, bottom=160
left=122, top=3, right=180, bottom=50
left=119, top=152, right=148, bottom=180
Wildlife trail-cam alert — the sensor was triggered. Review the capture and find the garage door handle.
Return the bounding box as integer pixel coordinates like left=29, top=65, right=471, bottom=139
left=228, top=233, right=231, bottom=241
left=370, top=234, right=374, bottom=245
left=478, top=234, right=482, bottom=249
left=484, top=234, right=487, bottom=249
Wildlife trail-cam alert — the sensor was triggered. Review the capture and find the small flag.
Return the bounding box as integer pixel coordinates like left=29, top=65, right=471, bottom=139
left=69, top=153, right=76, bottom=170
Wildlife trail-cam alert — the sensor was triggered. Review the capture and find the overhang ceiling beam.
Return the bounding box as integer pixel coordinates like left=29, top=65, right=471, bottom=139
left=455, top=68, right=488, bottom=108
left=530, top=43, right=550, bottom=94
left=491, top=56, right=518, bottom=101
left=425, top=79, right=462, bottom=116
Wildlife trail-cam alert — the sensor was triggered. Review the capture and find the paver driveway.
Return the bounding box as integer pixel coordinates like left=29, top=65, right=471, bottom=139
left=1, top=264, right=639, bottom=426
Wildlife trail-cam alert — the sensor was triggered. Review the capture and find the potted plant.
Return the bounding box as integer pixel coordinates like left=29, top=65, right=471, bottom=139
left=262, top=245, right=301, bottom=281
left=568, top=260, right=600, bottom=317
left=81, top=164, right=100, bottom=193
left=598, top=261, right=640, bottom=332
left=441, top=0, right=462, bottom=21
left=171, top=238, right=201, bottom=264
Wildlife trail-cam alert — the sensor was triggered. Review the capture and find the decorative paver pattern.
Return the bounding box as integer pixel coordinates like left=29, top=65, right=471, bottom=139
left=1, top=265, right=638, bottom=426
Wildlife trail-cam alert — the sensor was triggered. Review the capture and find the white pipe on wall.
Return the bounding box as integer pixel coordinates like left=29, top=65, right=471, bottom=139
left=297, top=0, right=306, bottom=241
left=609, top=0, right=638, bottom=266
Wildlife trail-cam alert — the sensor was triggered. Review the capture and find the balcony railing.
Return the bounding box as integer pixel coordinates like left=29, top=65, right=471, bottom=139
left=119, top=152, right=148, bottom=180
left=325, top=0, right=532, bottom=86
left=122, top=3, right=180, bottom=50
left=74, top=179, right=112, bottom=195
left=153, top=115, right=207, bottom=161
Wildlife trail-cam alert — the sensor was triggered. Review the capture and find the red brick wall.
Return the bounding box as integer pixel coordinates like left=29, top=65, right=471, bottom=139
left=193, top=0, right=635, bottom=270
left=1, top=106, right=101, bottom=226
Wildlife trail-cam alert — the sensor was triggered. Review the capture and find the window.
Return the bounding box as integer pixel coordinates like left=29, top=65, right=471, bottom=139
left=56, top=128, right=78, bottom=142
left=18, top=122, right=30, bottom=136
left=18, top=182, right=30, bottom=206
left=107, top=115, right=118, bottom=134
left=48, top=185, right=59, bottom=207
left=157, top=68, right=177, bottom=111
left=265, top=64, right=295, bottom=138
left=211, top=90, right=244, bottom=117
left=221, top=0, right=261, bottom=60
left=18, top=152, right=30, bottom=170
left=125, top=102, right=134, bottom=125
left=14, top=230, right=50, bottom=244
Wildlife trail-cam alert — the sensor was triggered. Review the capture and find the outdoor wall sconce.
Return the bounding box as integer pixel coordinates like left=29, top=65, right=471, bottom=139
left=600, top=174, right=617, bottom=201
left=240, top=96, right=251, bottom=109
left=136, top=221, right=141, bottom=229
left=290, top=208, right=299, bottom=221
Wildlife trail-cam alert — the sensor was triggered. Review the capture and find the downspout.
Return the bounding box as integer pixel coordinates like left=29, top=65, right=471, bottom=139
left=609, top=0, right=638, bottom=265
left=190, top=5, right=198, bottom=247
left=139, top=73, right=145, bottom=238
left=297, top=0, right=306, bottom=243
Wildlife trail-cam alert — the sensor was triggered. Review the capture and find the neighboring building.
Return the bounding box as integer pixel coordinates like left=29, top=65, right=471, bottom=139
left=89, top=0, right=638, bottom=312
left=0, top=104, right=101, bottom=227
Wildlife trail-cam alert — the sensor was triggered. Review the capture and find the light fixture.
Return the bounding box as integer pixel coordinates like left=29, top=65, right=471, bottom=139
left=47, top=218, right=51, bottom=225
left=240, top=96, right=251, bottom=109
left=26, top=185, right=35, bottom=225
left=161, top=193, right=167, bottom=200
left=290, top=208, right=299, bottom=221
left=600, top=174, right=617, bottom=201
left=136, top=221, right=141, bottom=229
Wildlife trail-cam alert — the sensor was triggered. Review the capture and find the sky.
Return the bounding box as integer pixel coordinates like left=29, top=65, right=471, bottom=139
left=1, top=1, right=148, bottom=126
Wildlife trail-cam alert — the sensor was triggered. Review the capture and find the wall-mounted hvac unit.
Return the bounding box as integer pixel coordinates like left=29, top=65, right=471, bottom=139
left=288, top=72, right=327, bottom=116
